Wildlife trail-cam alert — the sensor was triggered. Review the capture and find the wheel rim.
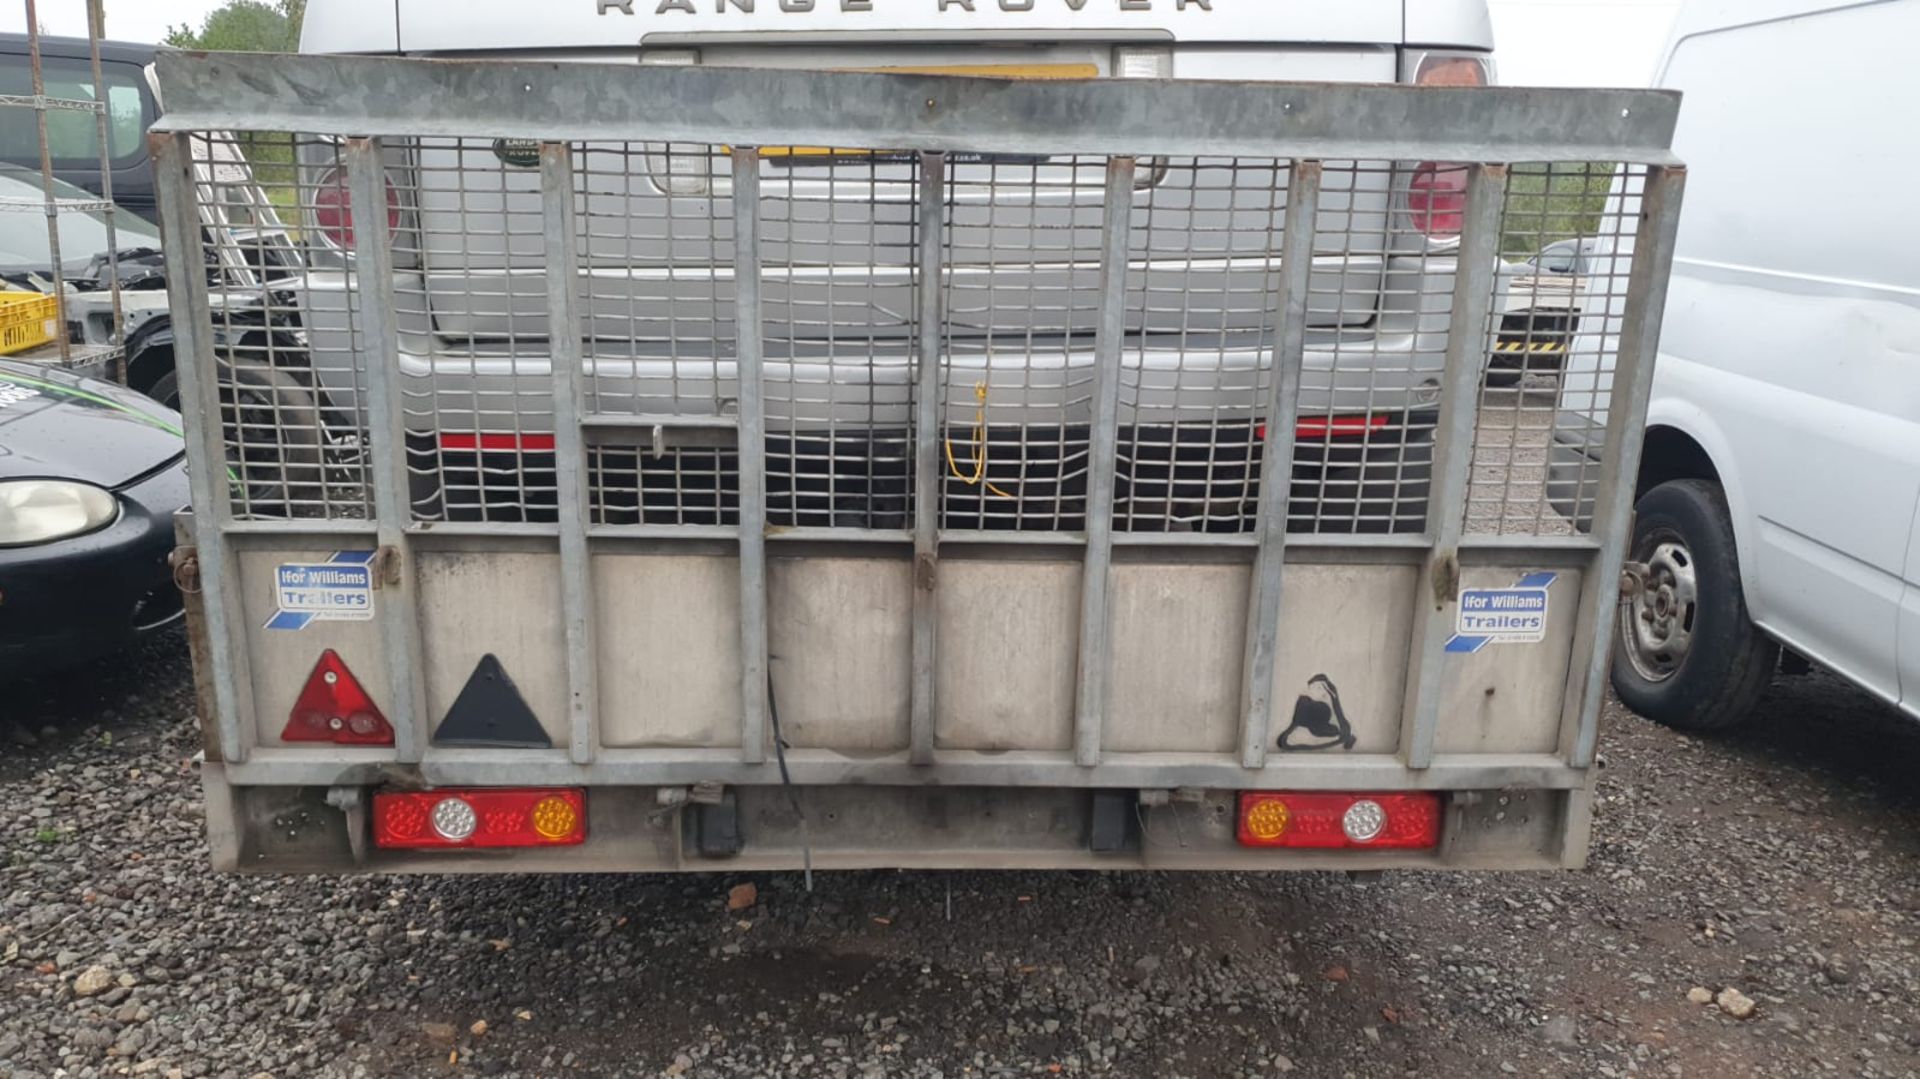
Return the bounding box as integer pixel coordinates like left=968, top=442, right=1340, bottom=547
left=1621, top=534, right=1697, bottom=683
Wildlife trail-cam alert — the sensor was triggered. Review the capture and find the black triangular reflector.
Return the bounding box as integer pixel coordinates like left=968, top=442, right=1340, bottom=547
left=432, top=653, right=552, bottom=748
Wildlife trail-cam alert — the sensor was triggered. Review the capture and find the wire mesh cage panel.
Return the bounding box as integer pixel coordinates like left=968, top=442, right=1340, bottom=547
left=577, top=143, right=746, bottom=528
left=938, top=154, right=1105, bottom=532
left=187, top=138, right=1592, bottom=537
left=1286, top=160, right=1451, bottom=536
left=759, top=149, right=919, bottom=530
left=1468, top=162, right=1645, bottom=537
left=187, top=131, right=372, bottom=522
left=1110, top=156, right=1285, bottom=536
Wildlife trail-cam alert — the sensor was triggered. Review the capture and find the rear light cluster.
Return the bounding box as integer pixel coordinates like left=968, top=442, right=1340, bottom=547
left=1236, top=791, right=1443, bottom=849
left=1408, top=163, right=1470, bottom=239
left=373, top=788, right=587, bottom=849
left=1403, top=50, right=1492, bottom=240
left=312, top=166, right=401, bottom=250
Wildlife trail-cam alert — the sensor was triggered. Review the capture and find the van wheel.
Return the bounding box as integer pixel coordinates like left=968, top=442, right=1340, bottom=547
left=1611, top=478, right=1777, bottom=731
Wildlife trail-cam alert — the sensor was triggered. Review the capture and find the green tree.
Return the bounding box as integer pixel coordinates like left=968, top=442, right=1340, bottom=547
left=164, top=0, right=305, bottom=53
left=165, top=1, right=309, bottom=209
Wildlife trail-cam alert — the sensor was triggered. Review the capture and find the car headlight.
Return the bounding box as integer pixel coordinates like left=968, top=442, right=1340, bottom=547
left=0, top=480, right=120, bottom=547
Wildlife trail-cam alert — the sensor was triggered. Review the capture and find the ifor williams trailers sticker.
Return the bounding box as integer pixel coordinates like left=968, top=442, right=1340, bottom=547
left=1446, top=572, right=1557, bottom=653
left=264, top=551, right=377, bottom=630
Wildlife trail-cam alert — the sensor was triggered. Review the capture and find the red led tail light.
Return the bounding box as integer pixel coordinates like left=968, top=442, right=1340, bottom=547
left=372, top=788, right=587, bottom=850
left=1236, top=791, right=1443, bottom=850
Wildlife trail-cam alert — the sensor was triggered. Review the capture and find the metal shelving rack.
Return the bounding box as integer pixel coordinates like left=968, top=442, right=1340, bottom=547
left=1, top=0, right=125, bottom=380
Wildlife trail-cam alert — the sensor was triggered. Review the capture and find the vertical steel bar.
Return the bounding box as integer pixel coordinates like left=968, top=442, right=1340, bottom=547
left=1072, top=156, right=1137, bottom=768
left=24, top=0, right=69, bottom=365
left=540, top=143, right=599, bottom=766
left=85, top=0, right=122, bottom=383
left=1237, top=160, right=1322, bottom=770
left=346, top=137, right=428, bottom=764
left=1397, top=163, right=1508, bottom=770
left=1564, top=165, right=1688, bottom=768
left=909, top=152, right=947, bottom=766
left=731, top=149, right=769, bottom=765
left=152, top=131, right=254, bottom=764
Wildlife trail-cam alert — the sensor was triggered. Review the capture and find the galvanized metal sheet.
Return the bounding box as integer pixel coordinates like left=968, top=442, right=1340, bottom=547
left=233, top=546, right=392, bottom=749
left=415, top=551, right=570, bottom=748
left=152, top=52, right=1683, bottom=164
left=934, top=560, right=1080, bottom=753
left=595, top=554, right=745, bottom=748
left=767, top=558, right=914, bottom=751
left=1434, top=566, right=1585, bottom=756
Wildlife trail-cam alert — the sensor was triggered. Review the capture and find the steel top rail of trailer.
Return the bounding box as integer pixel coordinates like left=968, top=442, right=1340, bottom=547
left=151, top=50, right=1682, bottom=874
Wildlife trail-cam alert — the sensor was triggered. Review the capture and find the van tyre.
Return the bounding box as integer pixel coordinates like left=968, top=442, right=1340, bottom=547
left=1611, top=478, right=1777, bottom=731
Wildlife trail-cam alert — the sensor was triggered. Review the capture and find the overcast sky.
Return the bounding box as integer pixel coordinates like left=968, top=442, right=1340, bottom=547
left=1, top=0, right=230, bottom=45
left=1489, top=0, right=1683, bottom=86
left=1, top=0, right=1683, bottom=86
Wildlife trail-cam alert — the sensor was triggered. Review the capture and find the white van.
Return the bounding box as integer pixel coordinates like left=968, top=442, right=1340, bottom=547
left=295, top=0, right=1500, bottom=534
left=1553, top=0, right=1920, bottom=729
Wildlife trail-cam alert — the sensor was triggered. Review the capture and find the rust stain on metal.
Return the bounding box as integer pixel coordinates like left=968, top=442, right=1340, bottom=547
left=177, top=568, right=223, bottom=763
left=1431, top=551, right=1460, bottom=608
left=916, top=552, right=938, bottom=592
left=373, top=545, right=403, bottom=588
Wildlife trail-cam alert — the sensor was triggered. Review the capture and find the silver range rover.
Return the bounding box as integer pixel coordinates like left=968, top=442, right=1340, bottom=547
left=239, top=0, right=1500, bottom=534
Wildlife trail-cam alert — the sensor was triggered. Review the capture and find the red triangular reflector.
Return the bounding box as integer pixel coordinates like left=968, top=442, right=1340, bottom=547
left=282, top=649, right=394, bottom=746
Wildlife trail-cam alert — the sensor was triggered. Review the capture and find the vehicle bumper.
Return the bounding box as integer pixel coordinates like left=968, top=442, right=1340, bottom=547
left=377, top=338, right=1450, bottom=425
left=299, top=262, right=1461, bottom=424
left=0, top=458, right=191, bottom=676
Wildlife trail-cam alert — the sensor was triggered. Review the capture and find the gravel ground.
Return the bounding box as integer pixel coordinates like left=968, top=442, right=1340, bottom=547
left=3, top=628, right=1918, bottom=1079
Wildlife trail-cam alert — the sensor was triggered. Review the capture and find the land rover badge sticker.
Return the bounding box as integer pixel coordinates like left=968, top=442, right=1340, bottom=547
left=492, top=139, right=541, bottom=168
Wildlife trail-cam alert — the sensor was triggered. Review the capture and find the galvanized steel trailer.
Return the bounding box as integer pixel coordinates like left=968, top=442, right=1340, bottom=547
left=153, top=50, right=1683, bottom=873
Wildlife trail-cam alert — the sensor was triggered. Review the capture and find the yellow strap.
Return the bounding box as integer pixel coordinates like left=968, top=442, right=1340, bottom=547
left=944, top=380, right=1016, bottom=500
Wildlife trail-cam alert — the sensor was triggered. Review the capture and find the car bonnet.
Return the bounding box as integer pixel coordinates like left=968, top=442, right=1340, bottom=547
left=0, top=360, right=185, bottom=488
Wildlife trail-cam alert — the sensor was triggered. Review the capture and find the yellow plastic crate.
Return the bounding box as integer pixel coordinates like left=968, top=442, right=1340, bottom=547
left=0, top=290, right=59, bottom=356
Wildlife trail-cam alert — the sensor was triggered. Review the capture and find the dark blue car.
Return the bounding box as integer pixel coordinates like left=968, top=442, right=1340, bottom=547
left=0, top=358, right=189, bottom=675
